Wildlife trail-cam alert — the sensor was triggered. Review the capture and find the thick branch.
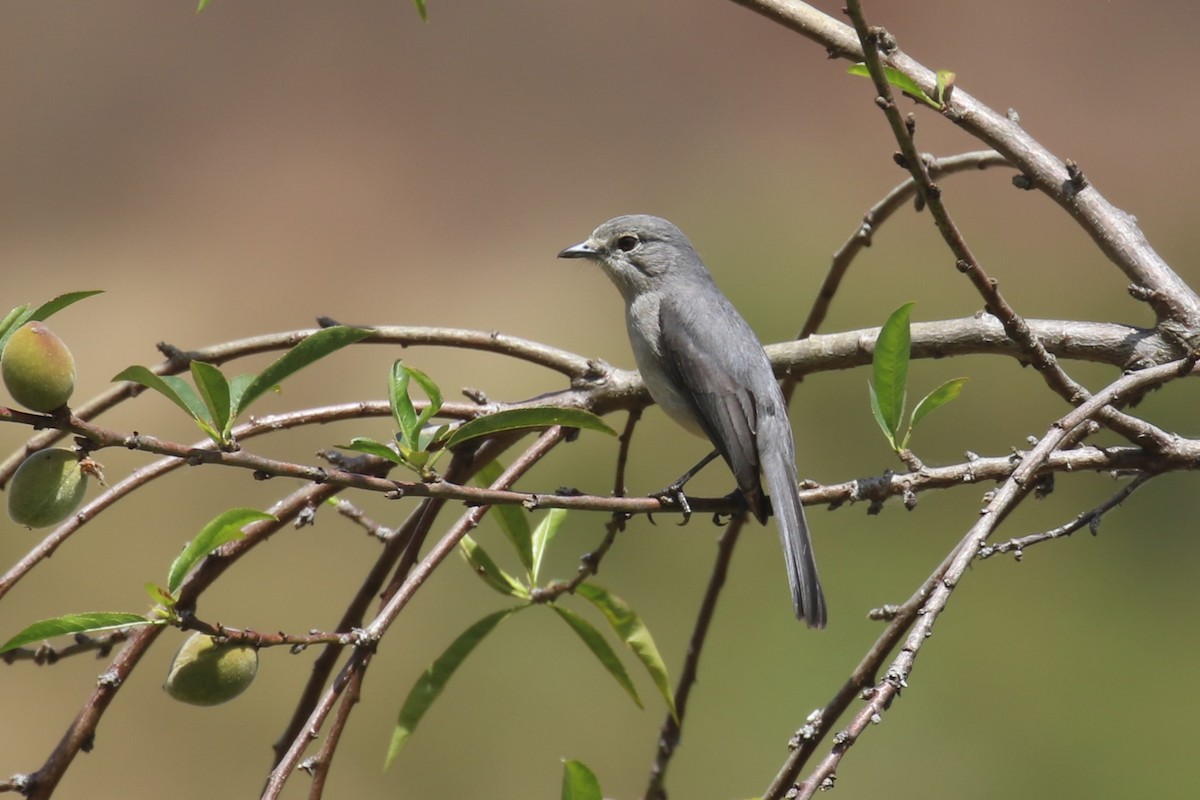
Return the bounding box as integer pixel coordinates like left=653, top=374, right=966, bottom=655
left=730, top=0, right=1200, bottom=341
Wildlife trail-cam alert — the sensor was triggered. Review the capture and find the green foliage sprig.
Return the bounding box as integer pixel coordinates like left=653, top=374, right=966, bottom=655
left=869, top=303, right=968, bottom=453
left=0, top=508, right=274, bottom=653
left=384, top=476, right=675, bottom=769
left=344, top=359, right=615, bottom=479
left=114, top=326, right=374, bottom=448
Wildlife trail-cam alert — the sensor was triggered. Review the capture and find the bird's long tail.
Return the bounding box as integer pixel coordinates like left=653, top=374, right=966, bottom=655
left=759, top=415, right=827, bottom=628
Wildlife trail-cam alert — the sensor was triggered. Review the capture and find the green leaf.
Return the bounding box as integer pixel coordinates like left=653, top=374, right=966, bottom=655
left=904, top=377, right=969, bottom=448
left=0, top=304, right=29, bottom=345
left=1, top=612, right=155, bottom=653
left=418, top=423, right=451, bottom=454
left=551, top=605, right=641, bottom=709
left=226, top=373, right=256, bottom=422
left=341, top=436, right=405, bottom=466
left=31, top=290, right=105, bottom=322
left=389, top=360, right=418, bottom=450
left=412, top=0, right=428, bottom=22
left=459, top=535, right=530, bottom=598
left=0, top=292, right=103, bottom=358
left=190, top=360, right=232, bottom=438
left=575, top=582, right=676, bottom=720
left=113, top=365, right=221, bottom=440
left=161, top=374, right=223, bottom=440
left=870, top=302, right=914, bottom=442
left=196, top=0, right=211, bottom=12
left=406, top=364, right=443, bottom=432
left=144, top=582, right=175, bottom=608
left=868, top=381, right=897, bottom=452
left=233, top=326, right=373, bottom=418
left=561, top=760, right=602, bottom=800
left=159, top=375, right=214, bottom=424
left=167, top=508, right=276, bottom=594
left=444, top=407, right=616, bottom=451
left=475, top=460, right=534, bottom=571
left=529, top=508, right=568, bottom=585
left=388, top=360, right=444, bottom=454
left=847, top=63, right=939, bottom=109
left=385, top=607, right=520, bottom=768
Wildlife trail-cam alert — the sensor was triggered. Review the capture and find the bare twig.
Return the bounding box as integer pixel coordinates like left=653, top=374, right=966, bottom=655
left=979, top=473, right=1152, bottom=560
left=1, top=629, right=130, bottom=666
left=643, top=515, right=747, bottom=800
left=729, top=0, right=1200, bottom=340
left=783, top=149, right=1011, bottom=406
left=307, top=658, right=367, bottom=800
left=782, top=356, right=1193, bottom=799
left=793, top=150, right=1011, bottom=343
left=843, top=0, right=1170, bottom=451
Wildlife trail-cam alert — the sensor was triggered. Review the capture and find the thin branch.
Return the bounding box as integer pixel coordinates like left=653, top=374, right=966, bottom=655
left=4, top=314, right=1180, bottom=498
left=0, top=402, right=401, bottom=601
left=306, top=657, right=367, bottom=800
left=0, top=324, right=596, bottom=486
left=728, top=0, right=1200, bottom=339
left=763, top=545, right=953, bottom=798
left=784, top=356, right=1193, bottom=799
left=328, top=497, right=395, bottom=541
left=643, top=515, right=747, bottom=800
left=783, top=149, right=1011, bottom=406
left=19, top=482, right=342, bottom=800
left=844, top=0, right=1169, bottom=451
left=795, top=149, right=1011, bottom=342
left=1, top=629, right=130, bottom=666
left=7, top=399, right=1199, bottom=612
left=978, top=473, right=1152, bottom=560
left=268, top=433, right=517, bottom=774
left=613, top=409, right=643, bottom=498
left=262, top=427, right=569, bottom=798
left=268, top=499, right=427, bottom=771
left=175, top=619, right=364, bottom=651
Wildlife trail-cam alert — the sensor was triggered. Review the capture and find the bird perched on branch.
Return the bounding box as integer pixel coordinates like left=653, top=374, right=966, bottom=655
left=559, top=214, right=826, bottom=627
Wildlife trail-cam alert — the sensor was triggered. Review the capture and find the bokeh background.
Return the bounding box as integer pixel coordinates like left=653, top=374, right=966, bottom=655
left=2, top=1, right=1199, bottom=798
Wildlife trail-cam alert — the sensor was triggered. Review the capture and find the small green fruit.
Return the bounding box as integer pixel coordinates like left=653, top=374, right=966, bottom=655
left=2, top=321, right=77, bottom=413
left=7, top=448, right=88, bottom=528
left=164, top=633, right=259, bottom=706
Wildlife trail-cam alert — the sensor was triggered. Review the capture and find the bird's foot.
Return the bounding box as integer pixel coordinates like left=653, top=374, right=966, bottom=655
left=711, top=489, right=749, bottom=526
left=650, top=481, right=693, bottom=526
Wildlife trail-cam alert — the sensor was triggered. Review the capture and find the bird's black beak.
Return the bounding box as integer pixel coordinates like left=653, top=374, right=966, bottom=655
left=557, top=240, right=600, bottom=260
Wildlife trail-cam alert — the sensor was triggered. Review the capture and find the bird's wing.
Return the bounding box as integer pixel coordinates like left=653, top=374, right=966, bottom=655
left=656, top=296, right=769, bottom=521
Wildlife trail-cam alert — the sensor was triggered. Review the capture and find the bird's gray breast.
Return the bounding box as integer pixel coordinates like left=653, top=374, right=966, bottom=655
left=625, top=292, right=706, bottom=436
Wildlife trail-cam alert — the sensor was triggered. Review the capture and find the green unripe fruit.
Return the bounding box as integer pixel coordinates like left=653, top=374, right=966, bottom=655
left=7, top=448, right=88, bottom=528
left=164, top=633, right=259, bottom=706
left=2, top=321, right=76, bottom=413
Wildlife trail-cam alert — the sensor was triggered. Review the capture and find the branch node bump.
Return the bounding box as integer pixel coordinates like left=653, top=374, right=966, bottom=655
left=1063, top=159, right=1089, bottom=197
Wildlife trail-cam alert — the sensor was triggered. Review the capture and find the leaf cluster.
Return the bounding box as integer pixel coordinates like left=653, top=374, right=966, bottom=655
left=868, top=303, right=968, bottom=453
left=385, top=467, right=675, bottom=769
left=344, top=360, right=614, bottom=478
left=114, top=326, right=374, bottom=447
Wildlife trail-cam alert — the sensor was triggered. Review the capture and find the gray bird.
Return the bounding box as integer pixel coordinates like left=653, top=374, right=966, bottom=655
left=558, top=214, right=827, bottom=628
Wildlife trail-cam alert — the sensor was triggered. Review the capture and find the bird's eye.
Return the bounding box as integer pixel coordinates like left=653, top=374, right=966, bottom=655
left=615, top=234, right=640, bottom=252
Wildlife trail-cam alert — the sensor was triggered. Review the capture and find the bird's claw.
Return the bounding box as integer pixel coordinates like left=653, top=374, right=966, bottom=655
left=650, top=483, right=693, bottom=526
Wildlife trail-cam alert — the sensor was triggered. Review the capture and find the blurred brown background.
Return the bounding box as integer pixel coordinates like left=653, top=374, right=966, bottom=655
left=2, top=1, right=1198, bottom=798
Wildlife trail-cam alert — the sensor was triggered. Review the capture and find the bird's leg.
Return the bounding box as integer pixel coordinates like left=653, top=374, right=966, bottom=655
left=652, top=449, right=720, bottom=525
